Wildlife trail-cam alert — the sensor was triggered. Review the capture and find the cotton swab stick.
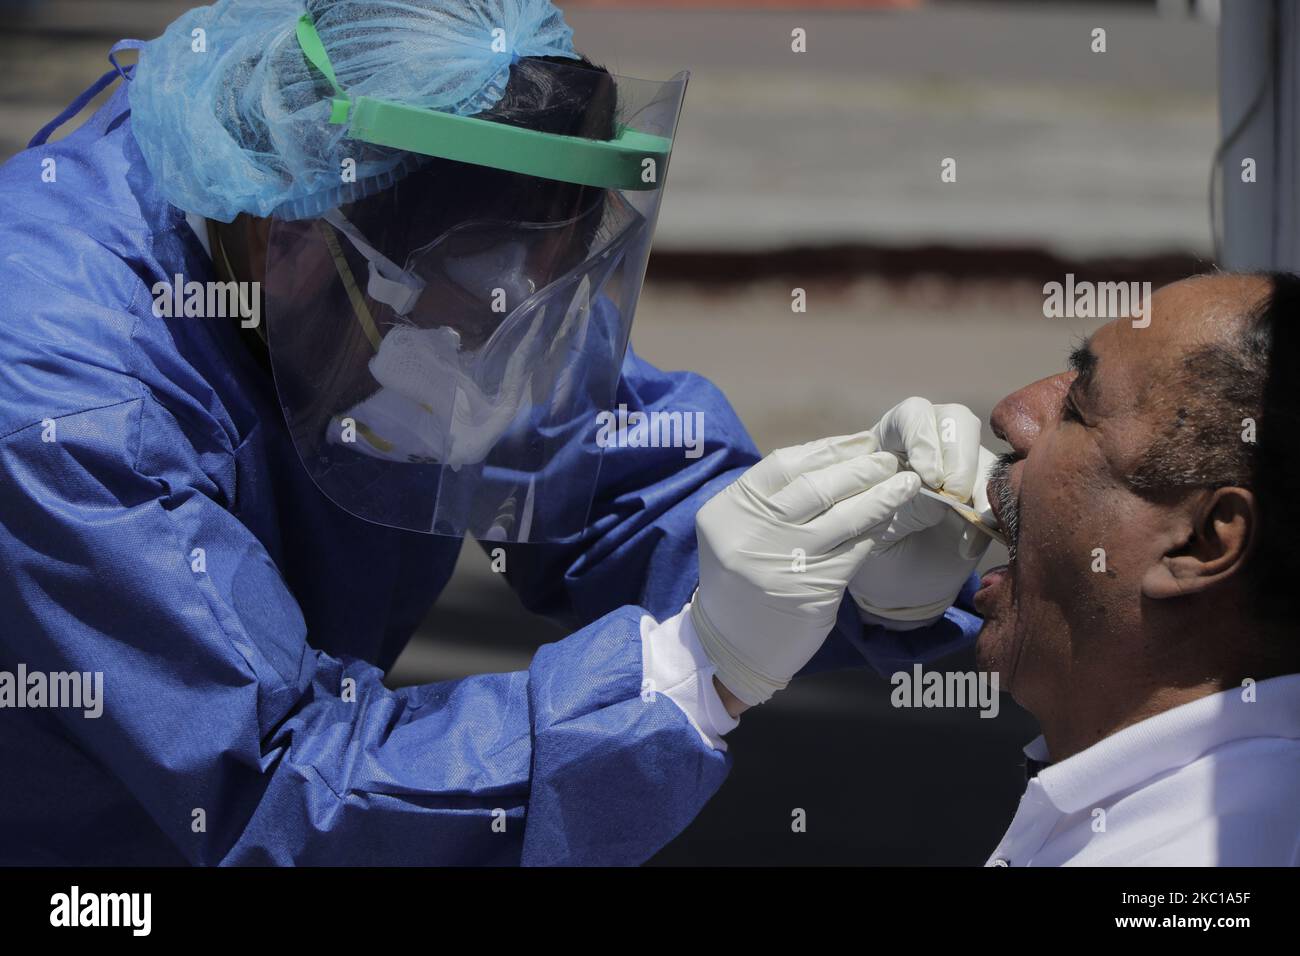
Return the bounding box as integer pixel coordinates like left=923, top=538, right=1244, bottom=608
left=917, top=486, right=1009, bottom=547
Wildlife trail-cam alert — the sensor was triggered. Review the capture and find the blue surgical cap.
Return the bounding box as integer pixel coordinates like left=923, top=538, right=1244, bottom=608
left=129, top=0, right=579, bottom=222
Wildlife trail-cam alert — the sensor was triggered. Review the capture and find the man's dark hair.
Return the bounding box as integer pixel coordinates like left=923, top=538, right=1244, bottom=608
left=1128, top=271, right=1300, bottom=627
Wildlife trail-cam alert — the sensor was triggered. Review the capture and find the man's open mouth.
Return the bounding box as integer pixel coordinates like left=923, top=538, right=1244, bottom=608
left=977, top=563, right=1009, bottom=591
left=973, top=563, right=1010, bottom=617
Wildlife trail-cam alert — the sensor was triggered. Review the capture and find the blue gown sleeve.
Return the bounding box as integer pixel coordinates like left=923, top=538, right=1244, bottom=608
left=492, top=345, right=761, bottom=625
left=804, top=575, right=985, bottom=677
left=0, top=394, right=727, bottom=865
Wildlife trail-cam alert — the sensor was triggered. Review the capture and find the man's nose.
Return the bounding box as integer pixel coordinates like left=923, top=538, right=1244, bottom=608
left=989, top=372, right=1074, bottom=457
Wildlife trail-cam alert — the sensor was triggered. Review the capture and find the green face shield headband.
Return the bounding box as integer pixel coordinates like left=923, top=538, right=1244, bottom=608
left=295, top=14, right=672, bottom=191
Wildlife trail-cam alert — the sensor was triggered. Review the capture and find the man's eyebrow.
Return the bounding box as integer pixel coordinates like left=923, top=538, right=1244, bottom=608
left=1067, top=339, right=1098, bottom=393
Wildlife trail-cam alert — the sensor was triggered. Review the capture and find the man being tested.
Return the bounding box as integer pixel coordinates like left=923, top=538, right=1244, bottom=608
left=973, top=273, right=1300, bottom=866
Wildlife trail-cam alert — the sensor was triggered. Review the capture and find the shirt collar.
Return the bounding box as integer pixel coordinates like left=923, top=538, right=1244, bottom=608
left=1021, top=672, right=1300, bottom=814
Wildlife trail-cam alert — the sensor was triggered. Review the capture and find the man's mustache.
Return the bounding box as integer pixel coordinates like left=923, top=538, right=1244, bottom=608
left=987, top=452, right=1020, bottom=562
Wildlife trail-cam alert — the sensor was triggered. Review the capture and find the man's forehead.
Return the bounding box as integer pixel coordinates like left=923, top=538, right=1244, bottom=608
left=1134, top=275, right=1268, bottom=345
left=1081, top=314, right=1190, bottom=412
left=1078, top=275, right=1269, bottom=401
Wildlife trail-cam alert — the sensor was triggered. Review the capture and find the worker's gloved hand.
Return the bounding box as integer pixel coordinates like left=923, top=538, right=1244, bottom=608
left=849, top=398, right=995, bottom=629
left=692, top=433, right=923, bottom=706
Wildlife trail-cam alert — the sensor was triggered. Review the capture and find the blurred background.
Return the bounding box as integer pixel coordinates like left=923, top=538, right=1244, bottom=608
left=1, top=0, right=1226, bottom=864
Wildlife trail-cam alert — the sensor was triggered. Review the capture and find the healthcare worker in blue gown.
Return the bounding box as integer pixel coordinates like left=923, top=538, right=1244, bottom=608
left=0, top=0, right=988, bottom=865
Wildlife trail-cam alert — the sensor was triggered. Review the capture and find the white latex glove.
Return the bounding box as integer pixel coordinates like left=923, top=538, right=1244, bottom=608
left=691, top=433, right=924, bottom=706
left=849, top=398, right=995, bottom=629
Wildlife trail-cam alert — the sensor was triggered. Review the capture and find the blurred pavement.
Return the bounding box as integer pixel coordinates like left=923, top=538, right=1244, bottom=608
left=4, top=1, right=1218, bottom=256
left=567, top=2, right=1218, bottom=256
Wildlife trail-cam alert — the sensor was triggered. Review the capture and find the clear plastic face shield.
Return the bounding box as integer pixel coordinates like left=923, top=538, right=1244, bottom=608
left=265, top=17, right=688, bottom=541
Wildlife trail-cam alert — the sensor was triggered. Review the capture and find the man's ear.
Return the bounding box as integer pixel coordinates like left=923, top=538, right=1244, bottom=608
left=1141, top=487, right=1257, bottom=599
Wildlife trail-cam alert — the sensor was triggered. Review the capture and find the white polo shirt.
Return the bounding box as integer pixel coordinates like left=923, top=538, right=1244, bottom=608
left=986, top=672, right=1300, bottom=866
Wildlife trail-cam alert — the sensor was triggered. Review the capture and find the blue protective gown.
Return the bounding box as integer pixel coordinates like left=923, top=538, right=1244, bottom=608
left=0, top=67, right=983, bottom=865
